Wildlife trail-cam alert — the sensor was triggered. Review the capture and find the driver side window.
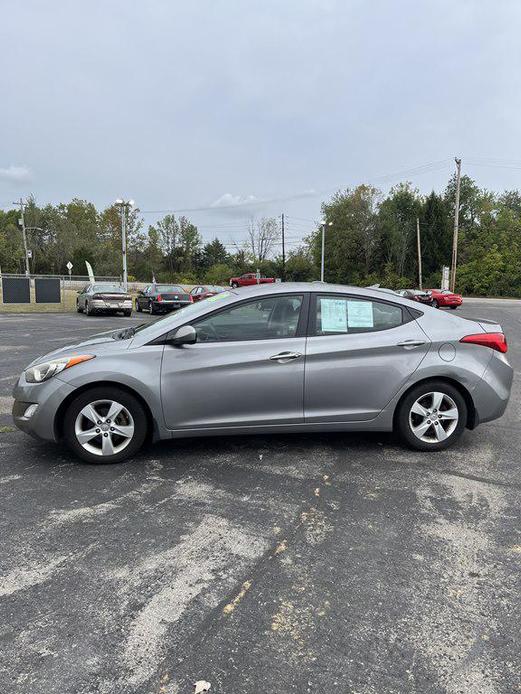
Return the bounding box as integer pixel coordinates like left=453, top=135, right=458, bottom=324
left=194, top=295, right=303, bottom=343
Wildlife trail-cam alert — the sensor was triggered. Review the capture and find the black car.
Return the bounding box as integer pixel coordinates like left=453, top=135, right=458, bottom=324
left=135, top=284, right=192, bottom=314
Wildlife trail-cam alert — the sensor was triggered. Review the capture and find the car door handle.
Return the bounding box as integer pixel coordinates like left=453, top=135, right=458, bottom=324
left=396, top=340, right=426, bottom=348
left=269, top=351, right=302, bottom=362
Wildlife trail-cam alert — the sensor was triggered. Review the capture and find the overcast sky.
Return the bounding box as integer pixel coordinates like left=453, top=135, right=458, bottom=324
left=1, top=0, right=521, bottom=247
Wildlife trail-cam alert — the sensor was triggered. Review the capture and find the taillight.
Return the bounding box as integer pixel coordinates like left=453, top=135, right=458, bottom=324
left=157, top=294, right=162, bottom=302
left=189, top=294, right=193, bottom=302
left=460, top=333, right=507, bottom=353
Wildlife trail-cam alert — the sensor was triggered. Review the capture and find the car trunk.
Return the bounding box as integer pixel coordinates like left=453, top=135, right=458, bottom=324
left=158, top=292, right=191, bottom=302
left=459, top=315, right=503, bottom=333
left=94, top=293, right=131, bottom=301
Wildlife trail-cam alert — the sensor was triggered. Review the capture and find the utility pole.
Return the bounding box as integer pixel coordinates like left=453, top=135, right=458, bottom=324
left=13, top=198, right=30, bottom=276
left=416, top=217, right=422, bottom=290
left=114, top=199, right=134, bottom=291
left=320, top=220, right=333, bottom=282
left=281, top=213, right=285, bottom=282
left=450, top=157, right=462, bottom=292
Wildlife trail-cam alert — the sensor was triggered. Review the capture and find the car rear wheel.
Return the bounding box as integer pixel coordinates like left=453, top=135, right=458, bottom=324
left=85, top=301, right=95, bottom=316
left=63, top=386, right=148, bottom=464
left=396, top=381, right=467, bottom=451
left=124, top=310, right=132, bottom=317
left=76, top=301, right=83, bottom=313
left=148, top=300, right=156, bottom=315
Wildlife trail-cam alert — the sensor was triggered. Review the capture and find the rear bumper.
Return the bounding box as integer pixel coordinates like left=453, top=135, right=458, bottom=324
left=153, top=301, right=191, bottom=311
left=91, top=299, right=132, bottom=312
left=472, top=352, right=513, bottom=424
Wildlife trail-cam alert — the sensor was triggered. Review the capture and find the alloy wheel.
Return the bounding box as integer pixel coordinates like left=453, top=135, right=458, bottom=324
left=408, top=391, right=459, bottom=444
left=74, top=399, right=135, bottom=457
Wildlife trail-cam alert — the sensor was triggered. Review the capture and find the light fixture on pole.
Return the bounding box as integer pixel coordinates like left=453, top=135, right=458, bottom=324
left=320, top=220, right=333, bottom=282
left=114, top=199, right=135, bottom=290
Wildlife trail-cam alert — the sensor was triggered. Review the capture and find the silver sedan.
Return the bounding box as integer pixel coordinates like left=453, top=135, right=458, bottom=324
left=13, top=283, right=513, bottom=463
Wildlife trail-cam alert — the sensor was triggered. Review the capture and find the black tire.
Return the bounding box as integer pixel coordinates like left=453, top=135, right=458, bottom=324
left=231, top=282, right=239, bottom=289
left=148, top=300, right=156, bottom=315
left=432, top=299, right=439, bottom=309
left=450, top=306, right=457, bottom=310
left=85, top=302, right=95, bottom=316
left=63, top=386, right=148, bottom=464
left=395, top=380, right=467, bottom=452
left=77, top=301, right=83, bottom=313
left=124, top=310, right=132, bottom=317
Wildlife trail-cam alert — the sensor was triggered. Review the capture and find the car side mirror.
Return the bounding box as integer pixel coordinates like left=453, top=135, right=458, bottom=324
left=169, top=325, right=197, bottom=346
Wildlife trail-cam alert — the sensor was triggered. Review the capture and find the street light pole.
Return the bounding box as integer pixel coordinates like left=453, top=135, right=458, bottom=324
left=114, top=199, right=134, bottom=291
left=320, top=220, right=333, bottom=282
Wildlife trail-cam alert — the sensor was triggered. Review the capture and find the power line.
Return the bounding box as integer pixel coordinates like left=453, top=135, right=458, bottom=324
left=138, top=158, right=454, bottom=216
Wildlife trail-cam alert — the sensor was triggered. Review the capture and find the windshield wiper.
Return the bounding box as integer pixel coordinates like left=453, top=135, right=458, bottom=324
left=113, top=324, right=144, bottom=340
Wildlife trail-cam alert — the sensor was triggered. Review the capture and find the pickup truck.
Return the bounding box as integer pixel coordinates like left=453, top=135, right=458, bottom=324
left=229, top=273, right=276, bottom=288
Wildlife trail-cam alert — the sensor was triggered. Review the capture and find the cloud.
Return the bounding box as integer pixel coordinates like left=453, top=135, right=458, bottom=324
left=210, top=192, right=259, bottom=208
left=0, top=165, right=32, bottom=184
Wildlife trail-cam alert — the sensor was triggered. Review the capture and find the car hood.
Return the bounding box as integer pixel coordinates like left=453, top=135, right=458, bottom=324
left=25, top=329, right=132, bottom=367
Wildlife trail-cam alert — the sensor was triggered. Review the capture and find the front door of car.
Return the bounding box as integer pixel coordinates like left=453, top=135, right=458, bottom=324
left=304, top=294, right=430, bottom=422
left=160, top=294, right=308, bottom=430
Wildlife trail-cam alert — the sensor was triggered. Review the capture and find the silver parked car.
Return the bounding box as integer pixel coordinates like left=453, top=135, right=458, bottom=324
left=77, top=283, right=133, bottom=316
left=13, top=283, right=512, bottom=464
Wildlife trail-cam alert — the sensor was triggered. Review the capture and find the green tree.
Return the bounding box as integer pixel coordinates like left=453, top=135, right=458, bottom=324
left=419, top=192, right=451, bottom=278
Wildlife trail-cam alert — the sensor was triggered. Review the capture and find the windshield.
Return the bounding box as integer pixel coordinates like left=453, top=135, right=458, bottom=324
left=93, top=284, right=125, bottom=293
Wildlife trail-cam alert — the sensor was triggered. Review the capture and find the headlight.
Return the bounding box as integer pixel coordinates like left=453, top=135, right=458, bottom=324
left=25, top=355, right=95, bottom=383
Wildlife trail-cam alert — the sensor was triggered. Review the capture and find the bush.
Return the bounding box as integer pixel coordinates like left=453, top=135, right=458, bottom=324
left=204, top=263, right=235, bottom=285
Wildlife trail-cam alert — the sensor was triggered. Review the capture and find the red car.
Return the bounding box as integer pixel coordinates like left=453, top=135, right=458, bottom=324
left=229, top=273, right=276, bottom=288
left=190, top=285, right=227, bottom=302
left=427, top=289, right=463, bottom=309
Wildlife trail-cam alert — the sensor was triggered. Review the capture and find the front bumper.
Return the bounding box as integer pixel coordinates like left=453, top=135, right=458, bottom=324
left=12, top=374, right=74, bottom=442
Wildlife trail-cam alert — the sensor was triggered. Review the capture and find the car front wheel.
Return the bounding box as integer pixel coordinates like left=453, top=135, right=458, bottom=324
left=231, top=282, right=239, bottom=289
left=396, top=381, right=467, bottom=451
left=63, top=386, right=148, bottom=463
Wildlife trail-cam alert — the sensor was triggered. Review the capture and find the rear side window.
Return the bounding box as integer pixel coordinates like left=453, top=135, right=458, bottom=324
left=314, top=295, right=403, bottom=335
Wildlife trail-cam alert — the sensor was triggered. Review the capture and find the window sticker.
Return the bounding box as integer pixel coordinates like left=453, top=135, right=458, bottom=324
left=206, top=291, right=231, bottom=302
left=320, top=298, right=347, bottom=332
left=347, top=300, right=374, bottom=328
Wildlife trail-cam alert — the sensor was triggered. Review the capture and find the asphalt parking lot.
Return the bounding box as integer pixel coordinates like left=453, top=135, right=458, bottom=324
left=0, top=301, right=520, bottom=694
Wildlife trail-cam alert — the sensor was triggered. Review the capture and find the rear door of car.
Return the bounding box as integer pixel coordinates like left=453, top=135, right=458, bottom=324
left=160, top=293, right=309, bottom=429
left=304, top=293, right=431, bottom=422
